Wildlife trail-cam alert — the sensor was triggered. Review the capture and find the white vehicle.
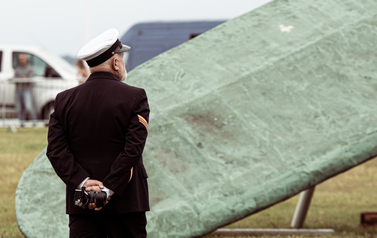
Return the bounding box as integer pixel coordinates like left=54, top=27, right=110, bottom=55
left=0, top=45, right=80, bottom=120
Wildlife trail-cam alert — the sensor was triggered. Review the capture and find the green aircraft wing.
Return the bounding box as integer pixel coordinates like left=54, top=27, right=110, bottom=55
left=16, top=0, right=377, bottom=237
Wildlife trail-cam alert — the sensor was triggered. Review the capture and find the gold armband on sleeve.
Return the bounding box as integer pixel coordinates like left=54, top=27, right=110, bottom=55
left=137, top=114, right=148, bottom=133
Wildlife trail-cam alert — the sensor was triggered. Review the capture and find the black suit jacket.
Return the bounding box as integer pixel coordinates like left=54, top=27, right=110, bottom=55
left=46, top=72, right=150, bottom=214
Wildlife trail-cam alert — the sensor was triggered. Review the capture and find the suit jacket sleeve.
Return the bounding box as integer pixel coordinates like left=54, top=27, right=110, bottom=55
left=46, top=94, right=90, bottom=191
left=103, top=88, right=150, bottom=195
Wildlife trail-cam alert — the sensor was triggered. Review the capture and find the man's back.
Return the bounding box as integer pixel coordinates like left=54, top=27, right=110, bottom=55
left=48, top=72, right=150, bottom=214
left=60, top=72, right=137, bottom=169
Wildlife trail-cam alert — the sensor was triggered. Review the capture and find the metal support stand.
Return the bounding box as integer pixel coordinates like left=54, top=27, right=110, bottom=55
left=213, top=186, right=334, bottom=236
left=291, top=186, right=315, bottom=228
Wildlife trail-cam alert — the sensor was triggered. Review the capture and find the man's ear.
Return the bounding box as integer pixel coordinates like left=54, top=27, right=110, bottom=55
left=112, top=57, right=119, bottom=71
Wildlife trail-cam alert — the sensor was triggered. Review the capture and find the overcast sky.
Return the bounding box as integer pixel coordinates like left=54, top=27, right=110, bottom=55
left=1, top=0, right=272, bottom=57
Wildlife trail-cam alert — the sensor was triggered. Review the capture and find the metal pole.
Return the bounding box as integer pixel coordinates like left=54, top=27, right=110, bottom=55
left=291, top=186, right=315, bottom=228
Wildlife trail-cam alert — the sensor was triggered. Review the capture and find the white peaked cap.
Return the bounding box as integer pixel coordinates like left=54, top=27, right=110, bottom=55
left=78, top=28, right=130, bottom=67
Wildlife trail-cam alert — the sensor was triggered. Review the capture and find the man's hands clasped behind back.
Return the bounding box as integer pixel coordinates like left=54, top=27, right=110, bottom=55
left=83, top=179, right=111, bottom=211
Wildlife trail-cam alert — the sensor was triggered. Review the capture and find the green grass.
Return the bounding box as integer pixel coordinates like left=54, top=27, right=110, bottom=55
left=0, top=127, right=48, bottom=238
left=1, top=127, right=377, bottom=237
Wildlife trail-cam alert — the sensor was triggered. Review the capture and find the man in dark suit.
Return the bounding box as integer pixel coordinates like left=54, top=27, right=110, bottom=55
left=46, top=28, right=150, bottom=238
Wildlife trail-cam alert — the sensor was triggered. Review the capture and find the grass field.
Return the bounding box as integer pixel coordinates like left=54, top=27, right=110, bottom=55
left=0, top=127, right=48, bottom=238
left=1, top=127, right=377, bottom=237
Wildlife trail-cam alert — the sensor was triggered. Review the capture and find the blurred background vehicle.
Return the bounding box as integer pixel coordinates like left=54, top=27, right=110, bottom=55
left=0, top=45, right=79, bottom=120
left=121, top=20, right=226, bottom=71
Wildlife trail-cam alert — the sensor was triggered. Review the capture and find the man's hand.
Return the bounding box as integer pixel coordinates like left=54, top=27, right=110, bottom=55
left=83, top=179, right=104, bottom=192
left=83, top=179, right=111, bottom=211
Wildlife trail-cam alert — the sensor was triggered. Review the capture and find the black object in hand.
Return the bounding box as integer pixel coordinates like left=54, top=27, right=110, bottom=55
left=74, top=187, right=107, bottom=209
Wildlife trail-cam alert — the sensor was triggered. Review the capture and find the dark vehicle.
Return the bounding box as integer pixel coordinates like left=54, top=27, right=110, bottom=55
left=120, top=20, right=226, bottom=71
